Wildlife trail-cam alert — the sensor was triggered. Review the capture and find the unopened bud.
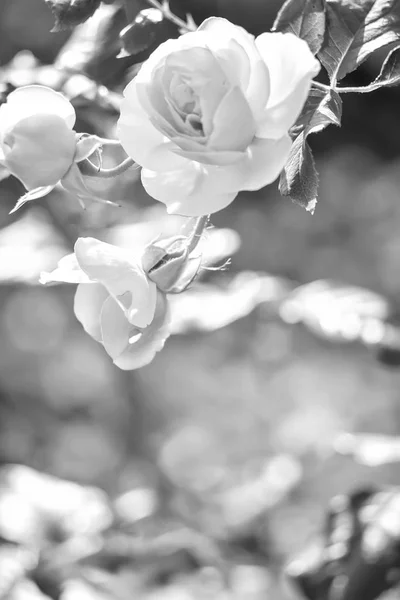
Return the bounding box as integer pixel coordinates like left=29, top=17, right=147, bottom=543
left=142, top=235, right=194, bottom=293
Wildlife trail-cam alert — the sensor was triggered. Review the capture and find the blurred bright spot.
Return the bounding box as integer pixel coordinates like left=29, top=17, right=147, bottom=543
left=158, top=425, right=227, bottom=493
left=50, top=424, right=121, bottom=482
left=334, top=432, right=400, bottom=466
left=114, top=487, right=158, bottom=522
left=40, top=337, right=117, bottom=409
left=3, top=287, right=68, bottom=353
left=231, top=565, right=271, bottom=596
left=0, top=210, right=67, bottom=283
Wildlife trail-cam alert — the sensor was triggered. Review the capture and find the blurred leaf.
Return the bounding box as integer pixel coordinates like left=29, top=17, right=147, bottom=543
left=0, top=164, right=10, bottom=184
left=318, top=0, right=400, bottom=82
left=54, top=3, right=130, bottom=88
left=118, top=8, right=164, bottom=57
left=272, top=0, right=326, bottom=55
left=335, top=433, right=400, bottom=466
left=0, top=210, right=68, bottom=284
left=287, top=487, right=400, bottom=600
left=45, top=0, right=102, bottom=31
left=280, top=279, right=390, bottom=344
left=169, top=272, right=289, bottom=334
left=280, top=89, right=342, bottom=210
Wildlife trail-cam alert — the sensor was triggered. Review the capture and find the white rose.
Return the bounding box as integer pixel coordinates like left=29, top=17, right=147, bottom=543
left=0, top=85, right=76, bottom=191
left=117, top=17, right=320, bottom=216
left=40, top=238, right=170, bottom=370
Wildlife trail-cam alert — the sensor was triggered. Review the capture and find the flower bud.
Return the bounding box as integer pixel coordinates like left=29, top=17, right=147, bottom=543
left=142, top=235, right=192, bottom=293
left=0, top=85, right=77, bottom=191
left=2, top=113, right=76, bottom=190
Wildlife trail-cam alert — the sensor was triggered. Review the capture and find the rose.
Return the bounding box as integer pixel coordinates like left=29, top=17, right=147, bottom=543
left=117, top=17, right=320, bottom=217
left=0, top=85, right=77, bottom=191
left=40, top=238, right=170, bottom=370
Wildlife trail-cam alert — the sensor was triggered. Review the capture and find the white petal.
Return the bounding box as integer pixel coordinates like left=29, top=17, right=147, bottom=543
left=0, top=85, right=76, bottom=138
left=240, top=134, right=292, bottom=190
left=208, top=86, right=255, bottom=151
left=142, top=134, right=291, bottom=216
left=100, top=296, right=131, bottom=359
left=141, top=161, right=243, bottom=216
left=117, top=82, right=188, bottom=171
left=113, top=292, right=170, bottom=370
left=198, top=17, right=270, bottom=119
left=256, top=33, right=320, bottom=139
left=74, top=283, right=109, bottom=341
left=40, top=252, right=91, bottom=285
left=74, top=237, right=157, bottom=328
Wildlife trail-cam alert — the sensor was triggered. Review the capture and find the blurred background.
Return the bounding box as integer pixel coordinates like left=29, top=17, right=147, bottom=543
left=1, top=1, right=400, bottom=598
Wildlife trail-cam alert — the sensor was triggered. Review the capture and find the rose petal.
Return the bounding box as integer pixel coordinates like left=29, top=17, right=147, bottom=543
left=208, top=86, right=255, bottom=151
left=100, top=295, right=132, bottom=359
left=198, top=18, right=270, bottom=120
left=256, top=32, right=320, bottom=139
left=74, top=237, right=157, bottom=328
left=0, top=85, right=76, bottom=140
left=114, top=292, right=170, bottom=370
left=142, top=134, right=291, bottom=216
left=241, top=134, right=292, bottom=190
left=118, top=82, right=189, bottom=172
left=3, top=114, right=76, bottom=190
left=141, top=162, right=241, bottom=216
left=74, top=283, right=109, bottom=341
left=40, top=253, right=92, bottom=285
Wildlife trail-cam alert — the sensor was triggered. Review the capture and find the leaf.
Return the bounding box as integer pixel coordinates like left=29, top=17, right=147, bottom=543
left=335, top=432, right=400, bottom=466
left=280, top=279, right=389, bottom=342
left=370, top=43, right=400, bottom=88
left=74, top=134, right=102, bottom=163
left=272, top=0, right=326, bottom=55
left=45, top=0, right=102, bottom=31
left=318, top=0, right=400, bottom=82
left=118, top=8, right=164, bottom=57
left=61, top=163, right=120, bottom=208
left=9, top=186, right=56, bottom=215
left=279, top=89, right=342, bottom=210
left=279, top=137, right=318, bottom=211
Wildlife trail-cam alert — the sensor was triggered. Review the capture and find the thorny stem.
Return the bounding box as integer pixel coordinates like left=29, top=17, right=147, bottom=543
left=84, top=156, right=136, bottom=178
left=146, top=0, right=197, bottom=32
left=312, top=80, right=387, bottom=95
left=187, top=215, right=210, bottom=253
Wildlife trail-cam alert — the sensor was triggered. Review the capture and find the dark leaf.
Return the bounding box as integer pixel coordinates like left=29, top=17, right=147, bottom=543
left=280, top=89, right=341, bottom=210
left=119, top=8, right=164, bottom=57
left=287, top=487, right=400, bottom=600
left=318, top=0, right=400, bottom=82
left=45, top=0, right=102, bottom=31
left=279, top=136, right=318, bottom=211
left=272, top=0, right=326, bottom=55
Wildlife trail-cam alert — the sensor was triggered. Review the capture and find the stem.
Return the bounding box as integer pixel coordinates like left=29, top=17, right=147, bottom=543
left=83, top=157, right=136, bottom=178
left=95, top=137, right=123, bottom=146
left=187, top=215, right=209, bottom=253
left=146, top=0, right=196, bottom=32
left=312, top=79, right=388, bottom=95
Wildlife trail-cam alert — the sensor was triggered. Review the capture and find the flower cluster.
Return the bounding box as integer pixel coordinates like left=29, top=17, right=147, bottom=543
left=3, top=16, right=320, bottom=369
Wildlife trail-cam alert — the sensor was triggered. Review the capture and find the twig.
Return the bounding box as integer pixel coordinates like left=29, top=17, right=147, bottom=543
left=83, top=157, right=137, bottom=178
left=146, top=0, right=197, bottom=32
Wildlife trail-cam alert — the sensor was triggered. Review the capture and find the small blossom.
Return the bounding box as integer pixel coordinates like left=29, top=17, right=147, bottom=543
left=117, top=17, right=320, bottom=216
left=41, top=237, right=170, bottom=370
